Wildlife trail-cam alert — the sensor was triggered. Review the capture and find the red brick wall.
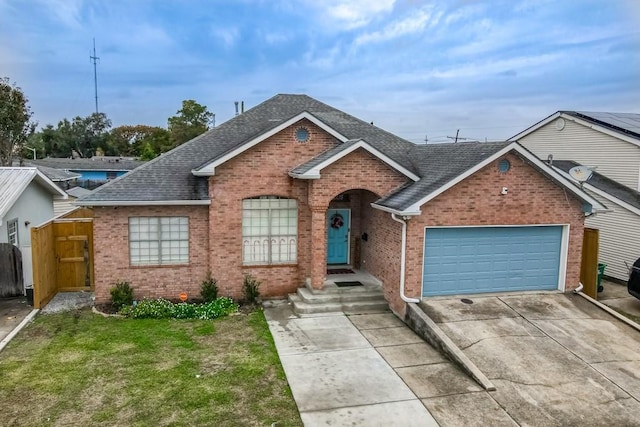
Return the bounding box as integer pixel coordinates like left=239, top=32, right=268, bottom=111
left=307, top=148, right=409, bottom=287
left=93, top=205, right=209, bottom=303
left=360, top=191, right=402, bottom=305
left=385, top=153, right=585, bottom=316
left=208, top=119, right=338, bottom=298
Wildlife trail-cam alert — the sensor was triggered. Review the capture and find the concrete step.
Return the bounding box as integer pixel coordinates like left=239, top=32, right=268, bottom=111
left=289, top=291, right=389, bottom=315
left=289, top=294, right=342, bottom=314
left=296, top=287, right=386, bottom=304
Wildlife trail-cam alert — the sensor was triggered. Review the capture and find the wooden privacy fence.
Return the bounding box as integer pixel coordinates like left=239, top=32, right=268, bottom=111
left=31, top=208, right=94, bottom=308
left=0, top=243, right=23, bottom=297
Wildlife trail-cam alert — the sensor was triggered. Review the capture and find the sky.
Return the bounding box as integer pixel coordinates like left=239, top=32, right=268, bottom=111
left=1, top=0, right=639, bottom=143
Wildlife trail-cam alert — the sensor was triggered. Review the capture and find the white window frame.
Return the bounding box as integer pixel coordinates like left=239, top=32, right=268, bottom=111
left=129, top=217, right=189, bottom=266
left=7, top=218, right=18, bottom=246
left=242, top=196, right=298, bottom=265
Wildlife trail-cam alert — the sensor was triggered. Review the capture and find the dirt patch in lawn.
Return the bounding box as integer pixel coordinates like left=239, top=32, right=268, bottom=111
left=0, top=308, right=301, bottom=427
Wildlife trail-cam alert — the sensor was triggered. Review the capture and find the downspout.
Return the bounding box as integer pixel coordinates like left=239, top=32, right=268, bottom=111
left=391, top=213, right=420, bottom=303
left=573, top=282, right=584, bottom=293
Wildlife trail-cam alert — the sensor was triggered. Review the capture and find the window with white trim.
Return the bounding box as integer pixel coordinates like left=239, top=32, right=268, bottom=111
left=7, top=219, right=18, bottom=246
left=129, top=217, right=189, bottom=266
left=242, top=197, right=297, bottom=264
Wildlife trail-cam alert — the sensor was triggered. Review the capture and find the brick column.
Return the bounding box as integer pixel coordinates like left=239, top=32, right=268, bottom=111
left=310, top=207, right=327, bottom=289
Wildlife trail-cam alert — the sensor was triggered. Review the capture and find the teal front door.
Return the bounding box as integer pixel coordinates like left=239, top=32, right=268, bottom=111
left=327, top=209, right=350, bottom=264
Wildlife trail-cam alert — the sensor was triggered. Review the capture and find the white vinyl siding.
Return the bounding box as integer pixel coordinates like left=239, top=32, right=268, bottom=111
left=242, top=197, right=297, bottom=265
left=585, top=192, right=640, bottom=281
left=519, top=118, right=640, bottom=190
left=129, top=217, right=189, bottom=266
left=53, top=196, right=76, bottom=216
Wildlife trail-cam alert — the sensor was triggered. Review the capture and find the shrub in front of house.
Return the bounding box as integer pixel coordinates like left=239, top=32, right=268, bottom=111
left=200, top=272, right=219, bottom=302
left=110, top=281, right=134, bottom=310
left=243, top=274, right=261, bottom=304
left=120, top=297, right=238, bottom=320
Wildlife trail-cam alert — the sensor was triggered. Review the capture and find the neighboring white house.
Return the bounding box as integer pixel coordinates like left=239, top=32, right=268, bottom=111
left=0, top=167, right=67, bottom=291
left=53, top=186, right=93, bottom=216
left=511, top=111, right=640, bottom=281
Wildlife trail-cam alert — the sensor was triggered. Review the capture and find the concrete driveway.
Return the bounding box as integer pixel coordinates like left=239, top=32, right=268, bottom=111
left=421, top=293, right=640, bottom=426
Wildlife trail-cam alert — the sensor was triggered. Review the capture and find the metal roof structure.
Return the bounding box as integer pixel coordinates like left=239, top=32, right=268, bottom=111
left=566, top=111, right=640, bottom=139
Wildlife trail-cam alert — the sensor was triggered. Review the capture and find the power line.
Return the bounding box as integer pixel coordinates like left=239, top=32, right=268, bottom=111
left=90, top=38, right=100, bottom=114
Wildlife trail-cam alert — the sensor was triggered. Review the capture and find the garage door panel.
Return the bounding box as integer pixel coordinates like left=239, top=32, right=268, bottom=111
left=423, top=226, right=562, bottom=296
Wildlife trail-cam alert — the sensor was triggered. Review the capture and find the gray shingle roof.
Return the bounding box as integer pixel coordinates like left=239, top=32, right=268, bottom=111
left=563, top=111, right=640, bottom=140
left=375, top=142, right=510, bottom=211
left=552, top=160, right=640, bottom=210
left=32, top=157, right=145, bottom=171
left=290, top=139, right=362, bottom=175
left=79, top=94, right=417, bottom=204
left=27, top=164, right=80, bottom=181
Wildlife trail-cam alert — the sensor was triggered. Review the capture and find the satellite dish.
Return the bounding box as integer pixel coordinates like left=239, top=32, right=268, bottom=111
left=569, top=166, right=593, bottom=182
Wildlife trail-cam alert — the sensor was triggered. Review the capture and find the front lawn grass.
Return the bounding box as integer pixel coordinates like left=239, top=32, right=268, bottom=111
left=0, top=309, right=302, bottom=427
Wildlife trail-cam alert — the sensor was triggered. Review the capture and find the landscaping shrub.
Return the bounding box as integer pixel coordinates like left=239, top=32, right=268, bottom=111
left=243, top=274, right=261, bottom=304
left=120, top=297, right=238, bottom=320
left=110, top=281, right=133, bottom=310
left=200, top=272, right=218, bottom=302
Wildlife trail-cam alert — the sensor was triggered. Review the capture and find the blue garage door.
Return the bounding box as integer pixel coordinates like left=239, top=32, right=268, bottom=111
left=423, top=226, right=563, bottom=296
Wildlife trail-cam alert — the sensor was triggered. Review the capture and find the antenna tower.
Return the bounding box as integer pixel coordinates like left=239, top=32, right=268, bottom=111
left=90, top=38, right=100, bottom=114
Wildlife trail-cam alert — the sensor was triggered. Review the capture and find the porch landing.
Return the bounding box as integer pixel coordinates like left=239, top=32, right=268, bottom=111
left=289, top=269, right=389, bottom=315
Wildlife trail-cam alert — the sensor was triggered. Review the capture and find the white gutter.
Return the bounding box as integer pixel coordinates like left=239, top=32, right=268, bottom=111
left=391, top=213, right=420, bottom=303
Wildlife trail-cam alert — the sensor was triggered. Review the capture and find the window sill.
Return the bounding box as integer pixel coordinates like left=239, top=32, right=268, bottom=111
left=242, top=263, right=298, bottom=269
left=129, top=263, right=191, bottom=269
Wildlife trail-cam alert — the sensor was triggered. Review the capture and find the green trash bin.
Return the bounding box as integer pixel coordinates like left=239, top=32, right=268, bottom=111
left=597, top=263, right=607, bottom=292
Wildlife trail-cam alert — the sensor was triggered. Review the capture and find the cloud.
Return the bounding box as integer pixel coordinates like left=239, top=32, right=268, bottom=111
left=35, top=0, right=85, bottom=29
left=307, top=0, right=396, bottom=30
left=354, top=6, right=439, bottom=46
left=258, top=30, right=290, bottom=45
left=211, top=26, right=240, bottom=48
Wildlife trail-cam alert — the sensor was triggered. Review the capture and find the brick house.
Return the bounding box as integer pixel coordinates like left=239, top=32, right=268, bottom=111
left=78, top=95, right=604, bottom=316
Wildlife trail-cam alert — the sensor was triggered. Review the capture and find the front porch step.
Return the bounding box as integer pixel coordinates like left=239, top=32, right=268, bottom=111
left=289, top=287, right=389, bottom=315
left=296, top=287, right=385, bottom=304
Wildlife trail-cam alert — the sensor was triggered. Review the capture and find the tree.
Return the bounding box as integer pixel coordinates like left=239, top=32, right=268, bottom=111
left=0, top=78, right=36, bottom=166
left=167, top=99, right=213, bottom=148
left=36, top=113, right=111, bottom=158
left=108, top=125, right=171, bottom=159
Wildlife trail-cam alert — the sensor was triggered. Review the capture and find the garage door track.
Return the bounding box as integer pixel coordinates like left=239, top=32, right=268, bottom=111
left=421, top=293, right=640, bottom=426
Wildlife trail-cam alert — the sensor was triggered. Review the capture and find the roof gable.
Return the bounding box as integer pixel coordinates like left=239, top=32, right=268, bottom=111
left=372, top=142, right=606, bottom=215
left=289, top=139, right=420, bottom=181
left=193, top=111, right=349, bottom=176
left=0, top=167, right=67, bottom=225
left=78, top=94, right=417, bottom=206
left=510, top=111, right=640, bottom=147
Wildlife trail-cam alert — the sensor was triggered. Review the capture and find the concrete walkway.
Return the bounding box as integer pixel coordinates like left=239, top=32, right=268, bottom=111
left=264, top=301, right=439, bottom=426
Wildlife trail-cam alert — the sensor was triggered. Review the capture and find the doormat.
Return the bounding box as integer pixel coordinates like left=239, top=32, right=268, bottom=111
left=335, top=281, right=363, bottom=287
left=327, top=268, right=354, bottom=274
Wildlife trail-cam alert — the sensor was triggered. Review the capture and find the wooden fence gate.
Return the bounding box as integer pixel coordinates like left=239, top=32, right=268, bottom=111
left=0, top=243, right=23, bottom=297
left=31, top=208, right=94, bottom=308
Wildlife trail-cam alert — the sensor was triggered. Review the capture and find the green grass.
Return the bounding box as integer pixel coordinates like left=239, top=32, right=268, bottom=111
left=0, top=309, right=302, bottom=427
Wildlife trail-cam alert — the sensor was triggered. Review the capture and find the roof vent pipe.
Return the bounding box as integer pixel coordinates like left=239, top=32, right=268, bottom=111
left=391, top=213, right=420, bottom=304
left=234, top=101, right=239, bottom=116
left=241, top=101, right=244, bottom=114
